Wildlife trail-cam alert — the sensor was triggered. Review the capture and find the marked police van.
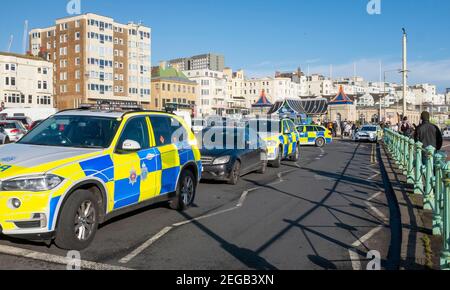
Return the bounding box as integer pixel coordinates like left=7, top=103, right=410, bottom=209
left=0, top=109, right=202, bottom=250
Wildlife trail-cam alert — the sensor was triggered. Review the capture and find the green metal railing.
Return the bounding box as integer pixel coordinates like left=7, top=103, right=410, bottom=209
left=384, top=128, right=450, bottom=270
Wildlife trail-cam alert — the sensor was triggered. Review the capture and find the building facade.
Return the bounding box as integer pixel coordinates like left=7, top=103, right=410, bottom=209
left=0, top=52, right=53, bottom=109
left=244, top=76, right=302, bottom=106
left=183, top=69, right=227, bottom=116
left=151, top=64, right=197, bottom=112
left=223, top=68, right=248, bottom=116
left=29, top=13, right=151, bottom=110
left=168, top=53, right=224, bottom=72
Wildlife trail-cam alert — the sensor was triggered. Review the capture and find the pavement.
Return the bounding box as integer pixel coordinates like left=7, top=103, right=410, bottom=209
left=0, top=140, right=401, bottom=270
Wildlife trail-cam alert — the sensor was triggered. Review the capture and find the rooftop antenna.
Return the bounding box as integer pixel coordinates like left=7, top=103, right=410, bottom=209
left=22, top=20, right=28, bottom=54
left=7, top=35, right=13, bottom=52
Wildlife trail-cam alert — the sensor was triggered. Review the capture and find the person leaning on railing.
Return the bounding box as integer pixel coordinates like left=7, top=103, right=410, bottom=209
left=414, top=111, right=443, bottom=151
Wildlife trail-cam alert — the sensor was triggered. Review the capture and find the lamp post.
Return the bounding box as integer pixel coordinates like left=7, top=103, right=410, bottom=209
left=401, top=29, right=407, bottom=117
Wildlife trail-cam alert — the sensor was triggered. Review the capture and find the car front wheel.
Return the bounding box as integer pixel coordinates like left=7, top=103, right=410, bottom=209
left=55, top=190, right=99, bottom=250
left=270, top=147, right=283, bottom=168
left=290, top=144, right=300, bottom=162
left=228, top=161, right=241, bottom=185
left=170, top=170, right=196, bottom=211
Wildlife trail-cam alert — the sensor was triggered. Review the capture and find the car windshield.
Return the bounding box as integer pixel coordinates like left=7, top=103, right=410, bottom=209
left=361, top=127, right=377, bottom=132
left=247, top=120, right=280, bottom=134
left=19, top=115, right=120, bottom=149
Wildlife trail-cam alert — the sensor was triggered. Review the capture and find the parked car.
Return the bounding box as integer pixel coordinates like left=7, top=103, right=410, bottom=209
left=0, top=127, right=8, bottom=144
left=199, top=127, right=267, bottom=185
left=296, top=125, right=333, bottom=147
left=354, top=125, right=381, bottom=143
left=443, top=127, right=450, bottom=139
left=246, top=118, right=300, bottom=168
left=0, top=109, right=202, bottom=250
left=7, top=116, right=33, bottom=131
left=0, top=121, right=27, bottom=142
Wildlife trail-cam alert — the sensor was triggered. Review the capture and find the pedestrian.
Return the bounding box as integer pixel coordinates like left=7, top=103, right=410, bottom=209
left=400, top=117, right=412, bottom=136
left=414, top=111, right=443, bottom=151
left=351, top=123, right=356, bottom=138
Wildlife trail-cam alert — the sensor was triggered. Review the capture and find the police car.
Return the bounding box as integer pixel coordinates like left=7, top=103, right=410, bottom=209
left=0, top=109, right=202, bottom=250
left=296, top=125, right=332, bottom=148
left=247, top=119, right=300, bottom=168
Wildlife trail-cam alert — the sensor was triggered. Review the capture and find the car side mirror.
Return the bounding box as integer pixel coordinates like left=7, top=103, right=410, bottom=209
left=122, top=139, right=141, bottom=152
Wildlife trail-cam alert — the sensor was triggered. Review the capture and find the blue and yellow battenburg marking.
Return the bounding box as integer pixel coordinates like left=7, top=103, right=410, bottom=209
left=0, top=164, right=12, bottom=172
left=0, top=112, right=202, bottom=235
left=299, top=128, right=333, bottom=145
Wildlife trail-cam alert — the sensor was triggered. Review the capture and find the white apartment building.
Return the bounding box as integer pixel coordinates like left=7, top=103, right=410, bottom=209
left=183, top=69, right=227, bottom=116
left=244, top=77, right=301, bottom=105
left=304, top=74, right=334, bottom=96
left=29, top=13, right=151, bottom=110
left=0, top=52, right=53, bottom=109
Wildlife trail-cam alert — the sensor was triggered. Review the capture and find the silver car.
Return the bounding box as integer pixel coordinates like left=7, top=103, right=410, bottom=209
left=0, top=120, right=27, bottom=143
left=354, top=125, right=380, bottom=143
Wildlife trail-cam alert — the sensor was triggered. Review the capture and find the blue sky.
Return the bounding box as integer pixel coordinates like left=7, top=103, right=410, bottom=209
left=1, top=0, right=449, bottom=91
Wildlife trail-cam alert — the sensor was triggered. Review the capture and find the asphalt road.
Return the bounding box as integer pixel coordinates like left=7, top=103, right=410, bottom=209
left=0, top=140, right=398, bottom=270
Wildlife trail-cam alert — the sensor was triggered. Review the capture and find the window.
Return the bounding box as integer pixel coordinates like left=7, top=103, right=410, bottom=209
left=10, top=77, right=15, bottom=86
left=306, top=126, right=316, bottom=132
left=117, top=117, right=150, bottom=151
left=150, top=115, right=187, bottom=146
left=75, top=44, right=80, bottom=53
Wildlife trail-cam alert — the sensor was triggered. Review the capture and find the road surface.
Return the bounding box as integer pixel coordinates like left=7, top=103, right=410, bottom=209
left=0, top=140, right=399, bottom=270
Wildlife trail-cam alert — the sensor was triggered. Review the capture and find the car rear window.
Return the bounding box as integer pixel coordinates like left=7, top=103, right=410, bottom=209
left=0, top=122, right=19, bottom=129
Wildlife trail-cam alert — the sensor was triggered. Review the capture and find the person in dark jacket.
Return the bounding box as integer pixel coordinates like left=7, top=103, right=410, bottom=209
left=414, top=111, right=443, bottom=150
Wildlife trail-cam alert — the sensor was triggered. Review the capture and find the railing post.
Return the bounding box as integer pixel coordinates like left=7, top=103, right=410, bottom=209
left=398, top=136, right=404, bottom=170
left=440, top=162, right=450, bottom=269
left=407, top=139, right=415, bottom=184
left=414, top=142, right=424, bottom=195
left=433, top=153, right=446, bottom=236
left=403, top=135, right=410, bottom=176
left=424, top=146, right=436, bottom=211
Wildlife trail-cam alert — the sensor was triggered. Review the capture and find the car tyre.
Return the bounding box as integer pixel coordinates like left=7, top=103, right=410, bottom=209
left=290, top=143, right=300, bottom=162
left=270, top=146, right=283, bottom=168
left=4, top=137, right=9, bottom=144
left=228, top=160, right=241, bottom=185
left=315, top=138, right=325, bottom=148
left=55, top=189, right=99, bottom=251
left=257, top=159, right=268, bottom=174
left=170, top=170, right=197, bottom=211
